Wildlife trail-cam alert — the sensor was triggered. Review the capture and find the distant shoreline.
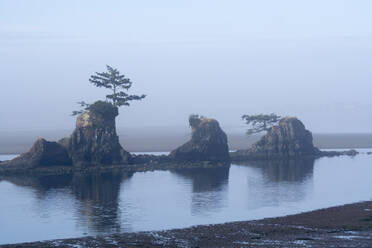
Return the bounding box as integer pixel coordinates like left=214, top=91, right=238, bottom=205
left=1, top=131, right=372, bottom=154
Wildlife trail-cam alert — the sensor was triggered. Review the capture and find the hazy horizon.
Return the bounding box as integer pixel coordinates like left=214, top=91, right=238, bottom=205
left=1, top=0, right=372, bottom=133
left=1, top=128, right=372, bottom=154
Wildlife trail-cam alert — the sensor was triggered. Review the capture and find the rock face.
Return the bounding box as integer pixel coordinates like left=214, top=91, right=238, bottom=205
left=232, top=117, right=320, bottom=160
left=4, top=138, right=72, bottom=168
left=169, top=115, right=230, bottom=162
left=59, top=101, right=131, bottom=167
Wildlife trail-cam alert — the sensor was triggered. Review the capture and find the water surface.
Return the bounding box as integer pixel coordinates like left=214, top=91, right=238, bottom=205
left=0, top=150, right=372, bottom=244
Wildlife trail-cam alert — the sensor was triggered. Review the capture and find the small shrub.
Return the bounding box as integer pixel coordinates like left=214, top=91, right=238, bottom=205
left=88, top=101, right=118, bottom=120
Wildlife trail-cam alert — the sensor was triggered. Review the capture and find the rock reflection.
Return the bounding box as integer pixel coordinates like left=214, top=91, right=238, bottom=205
left=173, top=167, right=229, bottom=215
left=246, top=158, right=315, bottom=183
left=0, top=170, right=133, bottom=233
left=235, top=158, right=315, bottom=208
left=71, top=171, right=132, bottom=233
left=0, top=174, right=73, bottom=197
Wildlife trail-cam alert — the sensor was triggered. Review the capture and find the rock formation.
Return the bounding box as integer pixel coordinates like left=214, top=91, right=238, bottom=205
left=59, top=101, right=131, bottom=167
left=169, top=115, right=230, bottom=162
left=2, top=101, right=131, bottom=169
left=321, top=149, right=359, bottom=157
left=231, top=117, right=320, bottom=160
left=3, top=137, right=72, bottom=168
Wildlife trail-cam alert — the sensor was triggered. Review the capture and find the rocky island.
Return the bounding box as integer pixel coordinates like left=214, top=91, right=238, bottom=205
left=231, top=117, right=320, bottom=161
left=59, top=101, right=131, bottom=167
left=0, top=112, right=360, bottom=176
left=169, top=114, right=230, bottom=163
left=125, top=114, right=231, bottom=167
left=1, top=101, right=131, bottom=170
left=231, top=117, right=358, bottom=162
left=0, top=106, right=230, bottom=175
left=3, top=138, right=72, bottom=168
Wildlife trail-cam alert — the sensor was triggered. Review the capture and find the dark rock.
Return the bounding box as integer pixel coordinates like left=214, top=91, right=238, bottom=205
left=3, top=137, right=72, bottom=168
left=321, top=149, right=359, bottom=157
left=231, top=117, right=320, bottom=160
left=130, top=154, right=171, bottom=164
left=59, top=101, right=131, bottom=167
left=169, top=115, right=230, bottom=162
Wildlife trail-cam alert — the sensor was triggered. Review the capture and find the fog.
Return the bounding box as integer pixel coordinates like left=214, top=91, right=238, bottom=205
left=1, top=0, right=372, bottom=134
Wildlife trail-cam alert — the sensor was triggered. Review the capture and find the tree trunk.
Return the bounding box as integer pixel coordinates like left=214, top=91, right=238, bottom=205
left=113, top=84, right=117, bottom=106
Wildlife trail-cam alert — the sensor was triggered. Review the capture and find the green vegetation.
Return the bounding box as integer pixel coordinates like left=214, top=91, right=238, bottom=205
left=88, top=100, right=119, bottom=119
left=72, top=65, right=146, bottom=115
left=242, top=113, right=281, bottom=135
left=89, top=65, right=146, bottom=107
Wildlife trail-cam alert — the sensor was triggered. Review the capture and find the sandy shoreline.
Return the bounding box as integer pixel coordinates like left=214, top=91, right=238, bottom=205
left=2, top=201, right=372, bottom=247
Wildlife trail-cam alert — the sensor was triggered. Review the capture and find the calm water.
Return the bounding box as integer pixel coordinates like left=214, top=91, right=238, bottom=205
left=1, top=150, right=372, bottom=244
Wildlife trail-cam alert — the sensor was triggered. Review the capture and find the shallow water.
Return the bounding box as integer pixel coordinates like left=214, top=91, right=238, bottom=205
left=1, top=150, right=372, bottom=244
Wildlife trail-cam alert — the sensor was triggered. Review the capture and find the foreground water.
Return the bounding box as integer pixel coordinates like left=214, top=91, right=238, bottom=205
left=0, top=150, right=372, bottom=245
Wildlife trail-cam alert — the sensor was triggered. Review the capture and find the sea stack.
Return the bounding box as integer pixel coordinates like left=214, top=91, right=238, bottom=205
left=231, top=117, right=320, bottom=161
left=169, top=115, right=230, bottom=163
left=59, top=101, right=131, bottom=167
left=3, top=137, right=72, bottom=168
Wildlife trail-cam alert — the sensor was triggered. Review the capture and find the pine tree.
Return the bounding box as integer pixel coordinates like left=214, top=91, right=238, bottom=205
left=241, top=113, right=281, bottom=135
left=72, top=65, right=146, bottom=115
left=89, top=65, right=146, bottom=107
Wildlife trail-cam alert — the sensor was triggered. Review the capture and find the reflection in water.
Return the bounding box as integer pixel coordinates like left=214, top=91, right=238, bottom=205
left=1, top=174, right=73, bottom=197
left=1, top=170, right=133, bottom=233
left=71, top=171, right=132, bottom=233
left=173, top=167, right=229, bottom=192
left=2, top=152, right=372, bottom=245
left=245, top=158, right=315, bottom=182
left=234, top=158, right=315, bottom=208
left=173, top=167, right=229, bottom=216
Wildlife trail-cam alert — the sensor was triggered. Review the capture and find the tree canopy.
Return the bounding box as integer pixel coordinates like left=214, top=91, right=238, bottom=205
left=89, top=65, right=146, bottom=107
left=241, top=113, right=281, bottom=135
left=72, top=65, right=146, bottom=115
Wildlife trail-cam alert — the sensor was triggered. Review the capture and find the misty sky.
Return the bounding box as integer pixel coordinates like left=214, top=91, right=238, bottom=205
left=1, top=0, right=372, bottom=133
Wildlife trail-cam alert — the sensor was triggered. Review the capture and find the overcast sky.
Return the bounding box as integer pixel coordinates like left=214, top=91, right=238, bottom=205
left=1, top=0, right=372, bottom=133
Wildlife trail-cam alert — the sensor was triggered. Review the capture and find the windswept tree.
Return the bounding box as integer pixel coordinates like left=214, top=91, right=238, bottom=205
left=242, top=113, right=281, bottom=135
left=89, top=65, right=146, bottom=107
left=72, top=65, right=146, bottom=115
